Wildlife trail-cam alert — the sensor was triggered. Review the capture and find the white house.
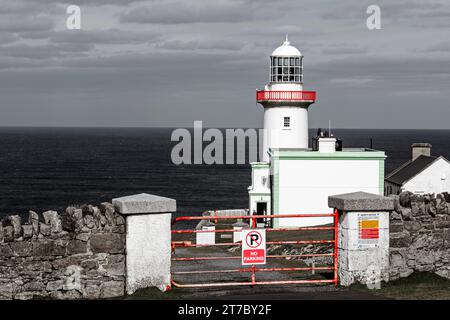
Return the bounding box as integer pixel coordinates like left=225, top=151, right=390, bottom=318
left=248, top=38, right=386, bottom=227
left=385, top=143, right=450, bottom=195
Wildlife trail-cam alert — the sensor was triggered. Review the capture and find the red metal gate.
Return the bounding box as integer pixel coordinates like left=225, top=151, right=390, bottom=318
left=170, top=210, right=338, bottom=288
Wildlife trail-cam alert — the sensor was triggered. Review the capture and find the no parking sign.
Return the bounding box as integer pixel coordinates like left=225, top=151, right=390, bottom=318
left=242, top=229, right=266, bottom=265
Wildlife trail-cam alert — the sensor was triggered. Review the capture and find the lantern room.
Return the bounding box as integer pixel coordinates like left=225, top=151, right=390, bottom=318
left=270, top=36, right=303, bottom=83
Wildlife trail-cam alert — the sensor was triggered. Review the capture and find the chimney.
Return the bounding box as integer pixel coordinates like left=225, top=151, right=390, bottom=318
left=411, top=143, right=432, bottom=161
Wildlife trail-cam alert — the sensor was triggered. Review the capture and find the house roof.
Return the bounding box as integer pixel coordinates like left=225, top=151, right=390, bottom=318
left=385, top=155, right=438, bottom=186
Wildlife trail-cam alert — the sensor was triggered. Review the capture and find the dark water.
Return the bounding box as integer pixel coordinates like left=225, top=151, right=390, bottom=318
left=0, top=127, right=449, bottom=218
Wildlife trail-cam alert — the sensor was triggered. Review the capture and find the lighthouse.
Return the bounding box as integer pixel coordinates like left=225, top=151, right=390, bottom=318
left=248, top=37, right=386, bottom=228
left=256, top=36, right=316, bottom=162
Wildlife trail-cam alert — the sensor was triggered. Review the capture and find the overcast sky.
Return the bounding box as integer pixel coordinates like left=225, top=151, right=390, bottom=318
left=0, top=0, right=449, bottom=129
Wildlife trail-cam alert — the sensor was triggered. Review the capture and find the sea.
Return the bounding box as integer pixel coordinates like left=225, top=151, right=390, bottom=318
left=0, top=127, right=449, bottom=219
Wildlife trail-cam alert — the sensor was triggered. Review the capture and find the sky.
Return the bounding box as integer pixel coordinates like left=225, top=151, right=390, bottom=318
left=0, top=0, right=449, bottom=129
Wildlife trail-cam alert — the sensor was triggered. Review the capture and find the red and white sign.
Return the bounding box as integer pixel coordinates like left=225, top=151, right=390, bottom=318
left=242, top=229, right=266, bottom=265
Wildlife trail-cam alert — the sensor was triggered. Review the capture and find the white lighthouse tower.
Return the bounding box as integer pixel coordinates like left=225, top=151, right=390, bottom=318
left=248, top=37, right=386, bottom=228
left=257, top=36, right=316, bottom=161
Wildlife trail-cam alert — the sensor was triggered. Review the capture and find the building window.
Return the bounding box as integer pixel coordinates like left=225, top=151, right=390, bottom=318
left=283, top=117, right=290, bottom=128
left=270, top=56, right=303, bottom=83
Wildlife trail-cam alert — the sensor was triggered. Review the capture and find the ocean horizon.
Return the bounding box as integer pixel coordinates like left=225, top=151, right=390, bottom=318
left=1, top=127, right=449, bottom=218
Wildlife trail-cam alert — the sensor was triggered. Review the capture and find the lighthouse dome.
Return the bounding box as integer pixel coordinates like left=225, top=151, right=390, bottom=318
left=271, top=37, right=302, bottom=57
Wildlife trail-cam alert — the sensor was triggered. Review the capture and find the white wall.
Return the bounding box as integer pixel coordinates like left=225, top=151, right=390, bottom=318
left=277, top=159, right=381, bottom=227
left=403, top=158, right=450, bottom=194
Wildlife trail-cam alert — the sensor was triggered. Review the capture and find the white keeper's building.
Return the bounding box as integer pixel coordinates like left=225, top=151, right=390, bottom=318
left=248, top=37, right=386, bottom=227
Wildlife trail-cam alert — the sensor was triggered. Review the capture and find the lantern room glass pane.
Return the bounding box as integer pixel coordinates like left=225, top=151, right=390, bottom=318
left=278, top=57, right=282, bottom=65
left=273, top=57, right=277, bottom=66
left=283, top=58, right=288, bottom=66
left=295, top=57, right=300, bottom=66
left=290, top=57, right=295, bottom=66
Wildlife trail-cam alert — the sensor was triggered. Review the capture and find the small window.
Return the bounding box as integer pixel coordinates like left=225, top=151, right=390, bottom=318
left=283, top=117, right=290, bottom=128
left=278, top=57, right=282, bottom=65
left=283, top=57, right=289, bottom=66
left=295, top=57, right=300, bottom=66
left=273, top=57, right=277, bottom=66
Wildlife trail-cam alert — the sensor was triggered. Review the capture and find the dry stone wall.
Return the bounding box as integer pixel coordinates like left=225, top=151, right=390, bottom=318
left=389, top=192, right=450, bottom=280
left=0, top=203, right=126, bottom=300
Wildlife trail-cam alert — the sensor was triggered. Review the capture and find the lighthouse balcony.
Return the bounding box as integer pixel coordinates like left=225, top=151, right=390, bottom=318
left=256, top=90, right=316, bottom=104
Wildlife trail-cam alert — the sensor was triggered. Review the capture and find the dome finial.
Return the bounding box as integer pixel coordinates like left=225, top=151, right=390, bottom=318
left=284, top=34, right=290, bottom=46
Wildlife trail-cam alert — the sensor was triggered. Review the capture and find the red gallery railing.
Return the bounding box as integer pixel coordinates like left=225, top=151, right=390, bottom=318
left=256, top=90, right=317, bottom=102
left=170, top=211, right=338, bottom=288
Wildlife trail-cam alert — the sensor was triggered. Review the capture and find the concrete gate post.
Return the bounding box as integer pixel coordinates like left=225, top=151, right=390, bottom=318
left=112, top=193, right=176, bottom=294
left=328, top=192, right=394, bottom=287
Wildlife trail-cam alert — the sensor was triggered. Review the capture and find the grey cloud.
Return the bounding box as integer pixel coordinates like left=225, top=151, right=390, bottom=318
left=0, top=43, right=93, bottom=60
left=49, top=29, right=158, bottom=45
left=0, top=16, right=54, bottom=32
left=155, top=39, right=247, bottom=51
left=425, top=42, right=450, bottom=52
left=120, top=1, right=258, bottom=24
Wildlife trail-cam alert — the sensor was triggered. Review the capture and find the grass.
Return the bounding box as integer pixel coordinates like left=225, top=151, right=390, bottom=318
left=351, top=272, right=450, bottom=300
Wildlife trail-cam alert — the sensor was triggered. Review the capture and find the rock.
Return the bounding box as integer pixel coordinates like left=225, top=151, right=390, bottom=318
left=3, top=226, right=14, bottom=242
left=81, top=259, right=98, bottom=271
left=75, top=233, right=90, bottom=242
left=39, top=223, right=51, bottom=236
left=0, top=244, right=13, bottom=257
left=400, top=207, right=412, bottom=220
left=90, top=233, right=124, bottom=254
left=66, top=240, right=87, bottom=255
left=83, top=282, right=101, bottom=299
left=62, top=208, right=76, bottom=232
left=390, top=231, right=411, bottom=248
left=101, top=255, right=125, bottom=276
left=82, top=204, right=95, bottom=215
left=74, top=209, right=84, bottom=231
left=390, top=211, right=402, bottom=220
left=46, top=280, right=63, bottom=291
left=0, top=282, right=15, bottom=300
left=442, top=192, right=450, bottom=203
left=411, top=202, right=420, bottom=216
left=390, top=252, right=406, bottom=268
left=399, top=191, right=413, bottom=207
left=22, top=260, right=52, bottom=273
left=435, top=217, right=450, bottom=229
left=101, top=203, right=116, bottom=226
left=28, top=211, right=39, bottom=236
left=9, top=215, right=22, bottom=239
left=42, top=211, right=62, bottom=234
left=33, top=241, right=66, bottom=256
left=390, top=222, right=404, bottom=233
left=84, top=215, right=96, bottom=229
left=389, top=194, right=400, bottom=211
left=116, top=215, right=125, bottom=226
left=427, top=203, right=437, bottom=217
left=23, top=281, right=45, bottom=291
left=404, top=220, right=422, bottom=232
left=10, top=242, right=32, bottom=257
left=99, top=281, right=124, bottom=298
left=22, top=224, right=33, bottom=239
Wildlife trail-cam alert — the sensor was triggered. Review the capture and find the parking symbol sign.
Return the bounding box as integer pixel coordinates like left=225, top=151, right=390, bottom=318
left=242, top=229, right=266, bottom=265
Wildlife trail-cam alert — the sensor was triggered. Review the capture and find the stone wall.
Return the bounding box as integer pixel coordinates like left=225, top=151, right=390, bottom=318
left=0, top=203, right=126, bottom=300
left=389, top=192, right=450, bottom=280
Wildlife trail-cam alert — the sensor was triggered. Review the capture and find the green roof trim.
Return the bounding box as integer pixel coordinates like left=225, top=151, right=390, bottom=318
left=251, top=162, right=270, bottom=168
left=268, top=149, right=386, bottom=160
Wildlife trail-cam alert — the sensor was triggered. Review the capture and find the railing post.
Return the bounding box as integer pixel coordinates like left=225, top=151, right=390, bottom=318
left=113, top=193, right=176, bottom=294
left=328, top=192, right=394, bottom=287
